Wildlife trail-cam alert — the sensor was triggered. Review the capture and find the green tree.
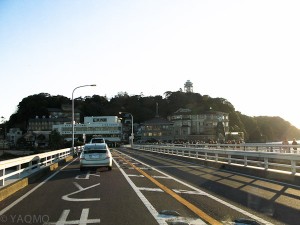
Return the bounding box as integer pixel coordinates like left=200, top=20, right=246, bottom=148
left=49, top=130, right=64, bottom=150
left=36, top=134, right=46, bottom=142
left=5, top=90, right=300, bottom=143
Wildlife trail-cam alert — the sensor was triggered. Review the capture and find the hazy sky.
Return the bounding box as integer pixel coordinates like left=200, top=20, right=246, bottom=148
left=1, top=0, right=300, bottom=128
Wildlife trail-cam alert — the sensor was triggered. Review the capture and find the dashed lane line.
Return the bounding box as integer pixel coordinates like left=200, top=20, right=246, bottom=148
left=112, top=157, right=168, bottom=225
left=114, top=150, right=274, bottom=225
left=115, top=152, right=221, bottom=225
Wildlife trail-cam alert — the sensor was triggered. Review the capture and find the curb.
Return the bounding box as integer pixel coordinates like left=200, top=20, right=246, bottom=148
left=0, top=156, right=74, bottom=202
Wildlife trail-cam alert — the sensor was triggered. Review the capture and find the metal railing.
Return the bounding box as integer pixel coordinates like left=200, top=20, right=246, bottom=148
left=0, top=148, right=76, bottom=186
left=132, top=143, right=300, bottom=175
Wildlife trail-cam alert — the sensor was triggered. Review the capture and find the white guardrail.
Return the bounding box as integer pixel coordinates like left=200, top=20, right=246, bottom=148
left=133, top=143, right=300, bottom=175
left=0, top=148, right=78, bottom=187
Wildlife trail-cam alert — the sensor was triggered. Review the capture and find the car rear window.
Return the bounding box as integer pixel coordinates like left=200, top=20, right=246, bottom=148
left=84, top=149, right=107, bottom=154
left=85, top=144, right=107, bottom=149
left=91, top=139, right=105, bottom=143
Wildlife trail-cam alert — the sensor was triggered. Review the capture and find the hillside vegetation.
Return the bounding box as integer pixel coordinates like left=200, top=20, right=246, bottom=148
left=6, top=91, right=300, bottom=142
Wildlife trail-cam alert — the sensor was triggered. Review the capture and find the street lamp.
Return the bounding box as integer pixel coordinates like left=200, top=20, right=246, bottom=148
left=119, top=112, right=134, bottom=147
left=72, top=84, right=96, bottom=155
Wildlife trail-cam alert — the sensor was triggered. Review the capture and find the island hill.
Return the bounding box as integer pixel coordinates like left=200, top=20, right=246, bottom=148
left=3, top=90, right=300, bottom=144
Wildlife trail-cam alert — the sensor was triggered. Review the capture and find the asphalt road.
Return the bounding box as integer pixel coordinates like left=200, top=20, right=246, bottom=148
left=0, top=153, right=159, bottom=225
left=118, top=147, right=300, bottom=225
left=0, top=147, right=298, bottom=225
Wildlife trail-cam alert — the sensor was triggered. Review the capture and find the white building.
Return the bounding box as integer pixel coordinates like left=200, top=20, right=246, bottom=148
left=6, top=128, right=23, bottom=146
left=53, top=116, right=122, bottom=143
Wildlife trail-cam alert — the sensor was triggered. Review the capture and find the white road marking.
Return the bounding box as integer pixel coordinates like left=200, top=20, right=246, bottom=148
left=45, top=208, right=100, bottom=225
left=0, top=158, right=77, bottom=215
left=56, top=208, right=69, bottom=225
left=151, top=175, right=172, bottom=179
left=79, top=208, right=90, bottom=225
left=138, top=187, right=209, bottom=195
left=158, top=214, right=206, bottom=225
left=138, top=187, right=163, bottom=192
left=75, top=171, right=100, bottom=179
left=112, top=158, right=169, bottom=225
left=173, top=189, right=207, bottom=195
left=116, top=150, right=274, bottom=225
left=139, top=167, right=152, bottom=170
left=127, top=174, right=144, bottom=177
left=62, top=182, right=100, bottom=202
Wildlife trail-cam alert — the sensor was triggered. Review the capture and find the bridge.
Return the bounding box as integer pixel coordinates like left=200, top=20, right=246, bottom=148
left=0, top=143, right=299, bottom=224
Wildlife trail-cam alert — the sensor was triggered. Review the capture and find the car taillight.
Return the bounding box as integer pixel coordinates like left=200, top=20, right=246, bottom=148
left=105, top=152, right=111, bottom=159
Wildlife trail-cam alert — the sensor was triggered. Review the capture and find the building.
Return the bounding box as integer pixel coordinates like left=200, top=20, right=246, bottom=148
left=48, top=104, right=80, bottom=123
left=140, top=103, right=174, bottom=142
left=6, top=128, right=22, bottom=146
left=184, top=80, right=193, bottom=93
left=28, top=116, right=71, bottom=132
left=27, top=104, right=80, bottom=132
left=140, top=106, right=230, bottom=143
left=140, top=116, right=174, bottom=143
left=168, top=108, right=229, bottom=142
left=53, top=116, right=122, bottom=145
left=24, top=105, right=80, bottom=147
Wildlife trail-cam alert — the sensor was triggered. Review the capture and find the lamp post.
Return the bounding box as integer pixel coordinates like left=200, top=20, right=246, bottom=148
left=72, top=84, right=96, bottom=155
left=119, top=112, right=134, bottom=147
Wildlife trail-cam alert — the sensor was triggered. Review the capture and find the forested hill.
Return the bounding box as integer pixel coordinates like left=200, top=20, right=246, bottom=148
left=6, top=91, right=300, bottom=142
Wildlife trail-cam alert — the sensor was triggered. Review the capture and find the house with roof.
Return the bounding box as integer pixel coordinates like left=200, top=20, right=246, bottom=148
left=140, top=105, right=230, bottom=143
left=140, top=103, right=174, bottom=143
left=168, top=108, right=229, bottom=142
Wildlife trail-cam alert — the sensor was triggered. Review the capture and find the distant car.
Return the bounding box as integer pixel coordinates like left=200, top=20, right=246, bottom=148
left=79, top=143, right=112, bottom=171
left=89, top=137, right=105, bottom=144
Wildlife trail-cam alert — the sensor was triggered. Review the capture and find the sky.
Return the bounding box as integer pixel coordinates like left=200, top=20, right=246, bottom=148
left=1, top=0, right=300, bottom=128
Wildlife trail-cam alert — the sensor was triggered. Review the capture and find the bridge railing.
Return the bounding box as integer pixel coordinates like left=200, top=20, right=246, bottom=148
left=132, top=143, right=300, bottom=175
left=0, top=148, right=76, bottom=186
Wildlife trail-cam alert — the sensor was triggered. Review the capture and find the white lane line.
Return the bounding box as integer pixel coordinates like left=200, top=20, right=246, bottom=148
left=138, top=187, right=163, bottom=192
left=116, top=150, right=274, bottom=225
left=152, top=175, right=171, bottom=179
left=127, top=174, right=144, bottom=177
left=0, top=158, right=77, bottom=216
left=127, top=175, right=170, bottom=179
left=112, top=158, right=168, bottom=225
left=173, top=189, right=207, bottom=195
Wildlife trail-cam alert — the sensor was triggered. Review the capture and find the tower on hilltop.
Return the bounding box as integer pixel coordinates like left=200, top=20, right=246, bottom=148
left=184, top=80, right=193, bottom=93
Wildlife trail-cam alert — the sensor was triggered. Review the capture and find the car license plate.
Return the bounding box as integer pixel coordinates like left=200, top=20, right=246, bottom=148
left=90, top=154, right=100, bottom=159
